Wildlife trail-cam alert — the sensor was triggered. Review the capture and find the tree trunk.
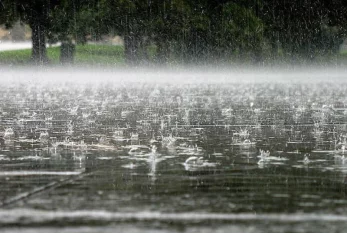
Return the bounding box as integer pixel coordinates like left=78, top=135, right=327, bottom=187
left=30, top=20, right=48, bottom=64
left=124, top=35, right=139, bottom=66
left=156, top=39, right=169, bottom=65
left=60, top=42, right=75, bottom=64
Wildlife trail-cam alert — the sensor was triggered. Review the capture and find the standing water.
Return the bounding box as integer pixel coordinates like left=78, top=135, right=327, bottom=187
left=0, top=68, right=347, bottom=232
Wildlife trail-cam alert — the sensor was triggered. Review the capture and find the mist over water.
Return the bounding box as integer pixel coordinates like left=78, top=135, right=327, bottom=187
left=2, top=66, right=347, bottom=84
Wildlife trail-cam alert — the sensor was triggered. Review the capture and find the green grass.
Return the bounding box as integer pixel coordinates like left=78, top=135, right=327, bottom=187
left=2, top=44, right=347, bottom=66
left=0, top=44, right=125, bottom=66
left=75, top=44, right=124, bottom=65
left=338, top=51, right=347, bottom=62
left=0, top=48, right=32, bottom=64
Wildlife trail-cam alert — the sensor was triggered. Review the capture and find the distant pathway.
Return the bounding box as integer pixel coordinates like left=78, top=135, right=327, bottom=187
left=0, top=41, right=32, bottom=51
left=0, top=41, right=60, bottom=51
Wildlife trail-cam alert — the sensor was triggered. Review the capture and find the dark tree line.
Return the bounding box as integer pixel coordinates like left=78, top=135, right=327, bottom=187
left=1, top=0, right=347, bottom=65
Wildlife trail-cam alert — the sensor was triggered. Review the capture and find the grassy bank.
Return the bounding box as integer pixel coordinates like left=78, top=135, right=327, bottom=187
left=0, top=44, right=125, bottom=66
left=1, top=43, right=347, bottom=66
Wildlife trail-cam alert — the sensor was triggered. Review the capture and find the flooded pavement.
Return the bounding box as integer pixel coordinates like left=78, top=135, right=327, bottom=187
left=1, top=72, right=347, bottom=232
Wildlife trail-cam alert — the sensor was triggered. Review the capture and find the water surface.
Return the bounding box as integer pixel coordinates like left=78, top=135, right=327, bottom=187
left=0, top=72, right=347, bottom=232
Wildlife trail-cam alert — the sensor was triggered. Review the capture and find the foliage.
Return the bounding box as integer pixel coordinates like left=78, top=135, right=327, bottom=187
left=261, top=0, right=347, bottom=60
left=1, top=0, right=347, bottom=65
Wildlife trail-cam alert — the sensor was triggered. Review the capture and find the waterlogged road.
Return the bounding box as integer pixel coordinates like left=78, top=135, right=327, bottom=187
left=0, top=148, right=347, bottom=232
left=0, top=75, right=347, bottom=232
